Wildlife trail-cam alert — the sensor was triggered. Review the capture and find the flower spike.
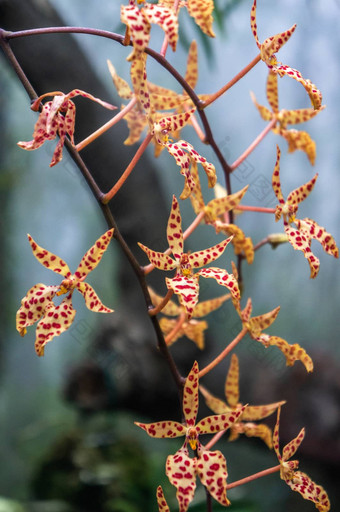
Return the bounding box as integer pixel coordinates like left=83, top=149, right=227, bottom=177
left=18, top=90, right=116, bottom=166
left=273, top=407, right=330, bottom=511
left=139, top=195, right=239, bottom=318
left=16, top=230, right=114, bottom=356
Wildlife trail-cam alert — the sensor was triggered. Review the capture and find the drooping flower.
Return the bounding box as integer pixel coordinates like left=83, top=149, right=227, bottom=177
left=273, top=407, right=330, bottom=511
left=250, top=0, right=322, bottom=109
left=235, top=297, right=314, bottom=372
left=148, top=286, right=230, bottom=349
left=201, top=354, right=285, bottom=447
left=272, top=146, right=338, bottom=277
left=138, top=195, right=240, bottom=318
left=17, top=90, right=116, bottom=166
left=251, top=72, right=325, bottom=164
left=16, top=230, right=114, bottom=356
left=189, top=162, right=254, bottom=263
left=135, top=361, right=245, bottom=511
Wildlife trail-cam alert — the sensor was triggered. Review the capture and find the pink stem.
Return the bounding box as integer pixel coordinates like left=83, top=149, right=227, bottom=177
left=226, top=465, right=281, bottom=489
left=165, top=312, right=187, bottom=345
left=236, top=205, right=276, bottom=214
left=149, top=289, right=174, bottom=316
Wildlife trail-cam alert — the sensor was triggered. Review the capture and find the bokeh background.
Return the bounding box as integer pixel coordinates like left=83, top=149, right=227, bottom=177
left=0, top=0, right=339, bottom=511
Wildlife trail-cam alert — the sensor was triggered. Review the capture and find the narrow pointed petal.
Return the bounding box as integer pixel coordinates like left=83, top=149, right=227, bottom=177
left=243, top=400, right=285, bottom=421
left=183, top=320, right=208, bottom=349
left=196, top=448, right=230, bottom=506
left=18, top=103, right=55, bottom=151
left=261, top=24, right=297, bottom=63
left=107, top=60, right=133, bottom=99
left=267, top=335, right=314, bottom=372
left=287, top=174, right=318, bottom=207
left=200, top=386, right=231, bottom=415
left=143, top=4, right=179, bottom=51
left=185, top=40, right=198, bottom=89
left=166, top=143, right=196, bottom=198
left=230, top=422, right=274, bottom=448
left=196, top=405, right=246, bottom=435
left=284, top=471, right=330, bottom=512
left=159, top=317, right=184, bottom=345
left=240, top=297, right=253, bottom=323
left=250, top=0, right=260, bottom=47
left=284, top=223, right=320, bottom=278
left=138, top=242, right=177, bottom=270
left=28, top=234, right=71, bottom=277
left=205, top=185, right=249, bottom=221
left=193, top=293, right=230, bottom=318
left=281, top=128, right=317, bottom=165
left=123, top=107, right=148, bottom=145
left=273, top=406, right=282, bottom=461
left=65, top=89, right=116, bottom=111
left=166, top=445, right=196, bottom=512
left=135, top=420, right=186, bottom=439
left=16, top=284, right=58, bottom=336
left=130, top=53, right=151, bottom=114
left=187, top=0, right=215, bottom=37
left=35, top=294, right=76, bottom=356
left=275, top=65, right=322, bottom=110
left=74, top=229, right=114, bottom=280
left=225, top=353, right=240, bottom=408
left=189, top=161, right=206, bottom=215
left=251, top=91, right=273, bottom=121
left=156, top=486, right=170, bottom=512
left=266, top=71, right=279, bottom=112
left=189, top=236, right=233, bottom=269
left=156, top=111, right=195, bottom=143
left=77, top=282, right=113, bottom=313
left=198, top=267, right=240, bottom=301
left=249, top=305, right=281, bottom=338
left=272, top=145, right=285, bottom=204
left=282, top=427, right=305, bottom=462
left=166, top=275, right=199, bottom=319
left=282, top=105, right=324, bottom=126
left=167, top=196, right=184, bottom=262
left=296, top=218, right=339, bottom=259
left=183, top=361, right=199, bottom=427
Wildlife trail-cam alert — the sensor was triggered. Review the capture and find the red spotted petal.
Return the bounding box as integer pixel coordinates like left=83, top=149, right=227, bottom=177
left=267, top=335, right=314, bottom=372
left=284, top=471, right=330, bottom=512
left=196, top=405, right=246, bottom=435
left=156, top=486, right=170, bottom=512
left=296, top=218, right=339, bottom=259
left=143, top=4, right=179, bottom=51
left=138, top=242, right=177, bottom=270
left=286, top=174, right=318, bottom=207
left=166, top=444, right=196, bottom=512
left=193, top=293, right=230, bottom=318
left=74, top=229, right=114, bottom=280
left=135, top=419, right=186, bottom=439
left=27, top=234, right=71, bottom=277
left=225, top=353, right=240, bottom=408
left=196, top=448, right=230, bottom=506
left=34, top=294, right=76, bottom=356
left=185, top=40, right=198, bottom=89
left=272, top=146, right=284, bottom=205
left=284, top=223, right=320, bottom=278
left=16, top=284, right=58, bottom=336
left=121, top=4, right=151, bottom=52
left=77, top=282, right=113, bottom=313
left=275, top=65, right=322, bottom=110
left=167, top=196, right=184, bottom=262
left=183, top=361, right=199, bottom=427
left=197, top=267, right=240, bottom=301
left=187, top=0, right=215, bottom=38
left=189, top=236, right=232, bottom=270
left=282, top=427, right=305, bottom=462
left=166, top=275, right=199, bottom=319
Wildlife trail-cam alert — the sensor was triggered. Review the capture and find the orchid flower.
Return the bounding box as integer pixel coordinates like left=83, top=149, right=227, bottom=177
left=135, top=361, right=245, bottom=511
left=148, top=286, right=230, bottom=349
left=138, top=195, right=240, bottom=318
left=17, top=90, right=116, bottom=166
left=251, top=72, right=325, bottom=164
left=201, top=353, right=285, bottom=447
left=235, top=297, right=314, bottom=372
left=273, top=407, right=330, bottom=511
left=250, top=0, right=322, bottom=109
left=16, top=230, right=114, bottom=356
left=272, top=146, right=339, bottom=278
left=158, top=0, right=215, bottom=37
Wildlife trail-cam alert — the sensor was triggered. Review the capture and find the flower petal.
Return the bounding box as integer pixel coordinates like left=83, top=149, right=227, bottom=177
left=243, top=400, right=285, bottom=422
left=166, top=444, right=197, bottom=512
left=16, top=284, right=58, bottom=336
left=197, top=267, right=240, bottom=301
left=271, top=145, right=285, bottom=205
left=189, top=236, right=233, bottom=269
left=77, top=282, right=114, bottom=313
left=286, top=174, right=318, bottom=207
left=196, top=448, right=230, bottom=506
left=107, top=60, right=133, bottom=99
left=187, top=0, right=215, bottom=37
left=281, top=128, right=317, bottom=165
left=34, top=294, right=76, bottom=356
left=196, top=405, right=246, bottom=435
left=274, top=65, right=322, bottom=110
left=284, top=471, right=330, bottom=512
left=183, top=361, right=199, bottom=427
left=193, top=293, right=230, bottom=318
left=225, top=353, right=240, bottom=408
left=27, top=234, right=71, bottom=277
left=156, top=486, right=170, bottom=512
left=296, top=218, right=339, bottom=259
left=229, top=422, right=274, bottom=448
left=121, top=4, right=151, bottom=52
left=205, top=185, right=249, bottom=221
left=74, top=229, right=114, bottom=280
left=184, top=40, right=198, bottom=89
left=284, top=223, right=320, bottom=278
left=166, top=275, right=199, bottom=318
left=267, top=335, right=314, bottom=372
left=143, top=4, right=179, bottom=51
left=282, top=427, right=305, bottom=462
left=167, top=196, right=184, bottom=262
left=148, top=287, right=180, bottom=316
left=249, top=305, right=281, bottom=339
left=135, top=420, right=186, bottom=439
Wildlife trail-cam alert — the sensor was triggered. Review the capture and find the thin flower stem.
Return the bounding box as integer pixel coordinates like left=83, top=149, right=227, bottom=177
left=230, top=118, right=277, bottom=171
left=149, top=289, right=174, bottom=316
left=143, top=210, right=205, bottom=275
left=204, top=428, right=228, bottom=451
left=102, top=132, right=153, bottom=203
left=226, top=465, right=281, bottom=489
left=198, top=326, right=248, bottom=379
left=165, top=312, right=187, bottom=345
left=202, top=54, right=261, bottom=108
left=236, top=205, right=276, bottom=214
left=76, top=97, right=137, bottom=152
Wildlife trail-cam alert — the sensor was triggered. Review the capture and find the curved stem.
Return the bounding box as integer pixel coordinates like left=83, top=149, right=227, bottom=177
left=198, top=326, right=248, bottom=378
left=165, top=312, right=187, bottom=345
left=203, top=54, right=261, bottom=108
left=226, top=465, right=281, bottom=489
left=231, top=118, right=277, bottom=171
left=76, top=97, right=138, bottom=152
left=149, top=289, right=174, bottom=316
left=102, top=132, right=153, bottom=203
